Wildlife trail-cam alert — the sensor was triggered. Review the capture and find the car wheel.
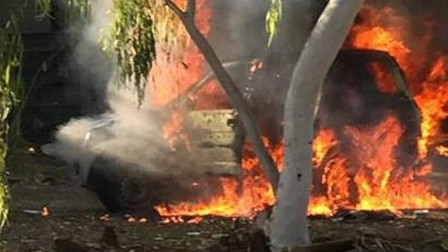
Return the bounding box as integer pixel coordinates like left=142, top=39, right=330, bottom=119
left=87, top=157, right=157, bottom=214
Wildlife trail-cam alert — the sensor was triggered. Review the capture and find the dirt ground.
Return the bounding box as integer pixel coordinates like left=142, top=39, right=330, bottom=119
left=2, top=147, right=448, bottom=252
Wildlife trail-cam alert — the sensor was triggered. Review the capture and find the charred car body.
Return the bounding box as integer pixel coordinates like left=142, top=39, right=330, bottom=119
left=42, top=49, right=421, bottom=214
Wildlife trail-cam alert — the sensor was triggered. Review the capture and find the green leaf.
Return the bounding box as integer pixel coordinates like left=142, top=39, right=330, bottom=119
left=100, top=0, right=156, bottom=105
left=4, top=64, right=10, bottom=85
left=266, top=0, right=282, bottom=47
left=0, top=11, right=22, bottom=232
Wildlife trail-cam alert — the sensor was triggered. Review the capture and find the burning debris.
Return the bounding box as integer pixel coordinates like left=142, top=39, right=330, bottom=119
left=22, top=206, right=51, bottom=217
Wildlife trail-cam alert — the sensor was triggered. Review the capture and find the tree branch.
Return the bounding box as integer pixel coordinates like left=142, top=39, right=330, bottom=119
left=187, top=0, right=196, bottom=18
left=166, top=0, right=280, bottom=191
left=164, top=0, right=186, bottom=19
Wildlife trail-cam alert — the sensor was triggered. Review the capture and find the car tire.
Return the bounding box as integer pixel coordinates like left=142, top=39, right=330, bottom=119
left=86, top=157, right=158, bottom=214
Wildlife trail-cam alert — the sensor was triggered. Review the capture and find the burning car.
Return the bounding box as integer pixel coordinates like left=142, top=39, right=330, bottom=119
left=42, top=48, right=421, bottom=216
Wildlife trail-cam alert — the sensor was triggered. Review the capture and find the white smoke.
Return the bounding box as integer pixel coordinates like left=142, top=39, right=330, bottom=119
left=42, top=0, right=179, bottom=184
left=42, top=0, right=320, bottom=185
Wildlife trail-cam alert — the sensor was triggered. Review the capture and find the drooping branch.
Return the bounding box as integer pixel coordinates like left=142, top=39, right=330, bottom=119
left=0, top=13, right=23, bottom=231
left=164, top=0, right=280, bottom=191
left=187, top=0, right=196, bottom=18
left=108, top=0, right=156, bottom=104
left=164, top=0, right=186, bottom=18
left=266, top=0, right=282, bottom=47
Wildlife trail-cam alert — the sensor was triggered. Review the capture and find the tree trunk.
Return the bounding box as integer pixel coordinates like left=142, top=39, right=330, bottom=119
left=269, top=0, right=365, bottom=250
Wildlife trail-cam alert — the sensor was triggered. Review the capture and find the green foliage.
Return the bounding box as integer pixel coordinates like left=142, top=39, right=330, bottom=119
left=0, top=0, right=91, bottom=230
left=65, top=0, right=91, bottom=32
left=35, top=0, right=53, bottom=19
left=266, top=0, right=282, bottom=47
left=104, top=0, right=156, bottom=104
left=146, top=0, right=190, bottom=56
left=0, top=16, right=23, bottom=230
left=66, top=0, right=91, bottom=20
left=35, top=0, right=91, bottom=32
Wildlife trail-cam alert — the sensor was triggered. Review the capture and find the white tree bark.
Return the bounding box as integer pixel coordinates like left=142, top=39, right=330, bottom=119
left=269, top=0, right=365, bottom=250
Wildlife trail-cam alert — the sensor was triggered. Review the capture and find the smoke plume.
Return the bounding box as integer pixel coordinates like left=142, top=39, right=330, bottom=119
left=42, top=0, right=178, bottom=184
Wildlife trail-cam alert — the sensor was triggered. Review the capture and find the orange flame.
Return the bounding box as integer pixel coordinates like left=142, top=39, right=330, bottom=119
left=41, top=207, right=50, bottom=217
left=348, top=6, right=448, bottom=158
left=100, top=214, right=110, bottom=221
left=349, top=7, right=412, bottom=73
left=150, top=0, right=212, bottom=149
left=414, top=57, right=448, bottom=157
left=350, top=116, right=445, bottom=211
left=312, top=128, right=337, bottom=167
left=127, top=216, right=148, bottom=223
left=365, top=62, right=398, bottom=93
left=163, top=111, right=191, bottom=151
left=436, top=146, right=448, bottom=157
left=148, top=0, right=211, bottom=108
left=152, top=3, right=448, bottom=221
